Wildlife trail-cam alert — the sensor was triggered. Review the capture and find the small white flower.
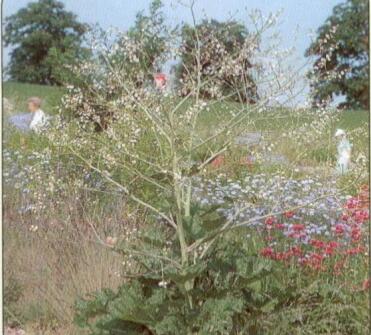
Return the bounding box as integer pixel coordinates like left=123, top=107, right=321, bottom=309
left=29, top=225, right=38, bottom=232
left=158, top=280, right=168, bottom=288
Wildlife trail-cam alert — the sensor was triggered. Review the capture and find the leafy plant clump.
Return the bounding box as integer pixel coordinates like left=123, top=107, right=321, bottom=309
left=74, top=213, right=277, bottom=335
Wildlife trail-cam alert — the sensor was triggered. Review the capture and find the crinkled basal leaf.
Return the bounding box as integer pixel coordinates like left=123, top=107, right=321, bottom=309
left=96, top=319, right=148, bottom=335
left=197, top=296, right=245, bottom=335
left=154, top=315, right=185, bottom=335
left=107, top=282, right=155, bottom=326
left=260, top=298, right=279, bottom=313
left=139, top=224, right=170, bottom=247
left=74, top=288, right=116, bottom=328
left=246, top=279, right=262, bottom=293
left=104, top=281, right=184, bottom=334
left=80, top=281, right=168, bottom=335
left=184, top=204, right=226, bottom=242
left=236, top=256, right=272, bottom=277
left=183, top=215, right=203, bottom=240
left=166, top=262, right=207, bottom=286
left=201, top=210, right=226, bottom=232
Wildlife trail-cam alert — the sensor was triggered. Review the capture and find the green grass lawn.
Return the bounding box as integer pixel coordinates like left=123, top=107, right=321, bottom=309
left=3, top=81, right=64, bottom=116
left=3, top=81, right=368, bottom=168
left=3, top=81, right=368, bottom=128
left=337, top=109, right=369, bottom=129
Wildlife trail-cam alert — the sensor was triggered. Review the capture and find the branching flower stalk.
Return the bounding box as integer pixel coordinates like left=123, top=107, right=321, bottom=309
left=37, top=3, right=369, bottom=327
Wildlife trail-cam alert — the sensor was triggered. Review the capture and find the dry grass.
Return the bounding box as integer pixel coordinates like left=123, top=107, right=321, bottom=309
left=3, top=194, right=140, bottom=334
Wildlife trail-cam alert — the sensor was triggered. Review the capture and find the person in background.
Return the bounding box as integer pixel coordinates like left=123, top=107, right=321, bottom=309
left=335, top=128, right=352, bottom=174
left=154, top=73, right=167, bottom=90
left=28, top=96, right=47, bottom=132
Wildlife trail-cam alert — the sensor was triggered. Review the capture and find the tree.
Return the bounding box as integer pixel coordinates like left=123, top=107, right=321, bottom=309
left=96, top=0, right=171, bottom=89
left=305, top=0, right=369, bottom=109
left=56, top=0, right=171, bottom=131
left=176, top=19, right=259, bottom=103
left=4, top=0, right=88, bottom=85
left=124, top=0, right=172, bottom=87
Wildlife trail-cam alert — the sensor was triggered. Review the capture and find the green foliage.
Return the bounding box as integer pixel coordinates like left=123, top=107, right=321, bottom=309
left=176, top=19, right=258, bottom=103
left=3, top=82, right=64, bottom=115
left=307, top=147, right=336, bottom=164
left=57, top=0, right=172, bottom=129
left=74, top=216, right=279, bottom=335
left=264, top=281, right=368, bottom=335
left=306, top=0, right=369, bottom=109
left=75, top=218, right=368, bottom=334
left=4, top=0, right=89, bottom=85
left=125, top=0, right=172, bottom=85
left=4, top=82, right=369, bottom=334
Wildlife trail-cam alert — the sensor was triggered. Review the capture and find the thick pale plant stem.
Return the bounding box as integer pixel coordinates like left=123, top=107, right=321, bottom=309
left=185, top=183, right=192, bottom=218
left=170, top=123, right=193, bottom=309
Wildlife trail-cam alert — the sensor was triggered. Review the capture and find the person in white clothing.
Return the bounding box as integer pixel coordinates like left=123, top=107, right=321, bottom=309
left=27, top=97, right=47, bottom=132
left=334, top=128, right=352, bottom=174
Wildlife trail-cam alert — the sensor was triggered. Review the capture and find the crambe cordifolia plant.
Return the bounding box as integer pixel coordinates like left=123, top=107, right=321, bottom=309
left=4, top=1, right=368, bottom=333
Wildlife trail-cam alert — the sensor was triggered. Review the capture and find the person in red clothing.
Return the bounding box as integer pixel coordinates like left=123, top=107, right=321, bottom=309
left=154, top=73, right=167, bottom=90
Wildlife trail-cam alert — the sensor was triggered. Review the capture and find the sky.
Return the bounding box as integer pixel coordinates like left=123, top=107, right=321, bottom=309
left=3, top=0, right=343, bottom=104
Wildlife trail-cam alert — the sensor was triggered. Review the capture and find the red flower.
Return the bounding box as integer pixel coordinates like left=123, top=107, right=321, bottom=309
left=345, top=198, right=359, bottom=209
left=154, top=73, right=167, bottom=89
left=211, top=155, right=225, bottom=168
left=354, top=210, right=369, bottom=223
left=333, top=224, right=345, bottom=235
left=327, top=241, right=340, bottom=249
left=305, top=253, right=325, bottom=270
left=265, top=216, right=276, bottom=226
left=284, top=211, right=295, bottom=218
left=288, top=232, right=306, bottom=239
left=260, top=247, right=274, bottom=258
left=311, top=253, right=324, bottom=261
left=351, top=227, right=362, bottom=242
left=310, top=239, right=325, bottom=249
left=274, top=251, right=292, bottom=261
left=292, top=224, right=305, bottom=232
left=341, top=213, right=349, bottom=221
left=290, top=245, right=302, bottom=256
left=275, top=223, right=285, bottom=230
left=324, top=246, right=335, bottom=255
left=345, top=246, right=365, bottom=255
left=298, top=257, right=309, bottom=266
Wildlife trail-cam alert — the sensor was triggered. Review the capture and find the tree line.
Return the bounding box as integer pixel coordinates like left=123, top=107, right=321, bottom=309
left=4, top=0, right=369, bottom=109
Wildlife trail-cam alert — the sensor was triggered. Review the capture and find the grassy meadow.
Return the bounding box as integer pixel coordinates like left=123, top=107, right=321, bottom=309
left=4, top=81, right=368, bottom=174
left=3, top=82, right=65, bottom=116
left=3, top=82, right=368, bottom=128
left=3, top=82, right=370, bottom=334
